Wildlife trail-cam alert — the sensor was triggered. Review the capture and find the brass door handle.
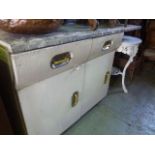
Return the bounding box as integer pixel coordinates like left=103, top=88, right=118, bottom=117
left=102, top=40, right=113, bottom=51
left=51, top=52, right=73, bottom=69
left=72, top=91, right=79, bottom=107
left=104, top=71, right=111, bottom=84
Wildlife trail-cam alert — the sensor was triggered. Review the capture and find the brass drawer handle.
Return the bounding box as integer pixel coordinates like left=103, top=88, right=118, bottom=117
left=51, top=52, right=73, bottom=69
left=104, top=71, right=111, bottom=84
left=72, top=91, right=79, bottom=107
left=102, top=40, right=113, bottom=51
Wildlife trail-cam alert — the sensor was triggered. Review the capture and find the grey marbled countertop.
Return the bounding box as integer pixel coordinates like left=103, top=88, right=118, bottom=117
left=0, top=24, right=141, bottom=54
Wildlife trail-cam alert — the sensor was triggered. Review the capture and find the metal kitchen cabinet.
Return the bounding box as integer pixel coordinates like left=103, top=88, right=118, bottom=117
left=82, top=33, right=123, bottom=114
left=11, top=39, right=92, bottom=134
left=11, top=34, right=123, bottom=134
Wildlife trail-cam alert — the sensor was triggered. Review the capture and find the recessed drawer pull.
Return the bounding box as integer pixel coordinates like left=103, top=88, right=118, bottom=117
left=104, top=71, right=111, bottom=84
left=72, top=91, right=79, bottom=107
left=51, top=52, right=73, bottom=69
left=102, top=40, right=113, bottom=51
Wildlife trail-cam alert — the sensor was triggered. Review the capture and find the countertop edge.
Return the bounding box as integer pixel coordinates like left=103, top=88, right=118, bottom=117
left=0, top=25, right=142, bottom=54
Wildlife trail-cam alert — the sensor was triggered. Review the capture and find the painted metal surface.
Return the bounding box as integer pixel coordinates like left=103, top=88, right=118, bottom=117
left=11, top=39, right=92, bottom=90
left=18, top=64, right=85, bottom=134
left=89, top=33, right=123, bottom=60
left=14, top=33, right=122, bottom=134
left=81, top=52, right=115, bottom=115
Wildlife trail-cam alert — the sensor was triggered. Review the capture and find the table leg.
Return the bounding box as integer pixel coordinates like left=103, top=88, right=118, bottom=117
left=122, top=56, right=134, bottom=93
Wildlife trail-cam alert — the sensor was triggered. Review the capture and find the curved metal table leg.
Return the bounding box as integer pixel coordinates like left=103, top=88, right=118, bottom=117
left=122, top=56, right=134, bottom=93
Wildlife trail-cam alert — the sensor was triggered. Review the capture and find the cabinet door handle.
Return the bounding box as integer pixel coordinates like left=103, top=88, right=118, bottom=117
left=72, top=91, right=79, bottom=107
left=102, top=40, right=113, bottom=51
left=104, top=71, right=111, bottom=84
left=51, top=52, right=73, bottom=69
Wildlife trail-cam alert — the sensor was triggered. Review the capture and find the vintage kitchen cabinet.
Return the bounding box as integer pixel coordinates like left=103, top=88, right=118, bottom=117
left=0, top=24, right=139, bottom=134
left=0, top=33, right=124, bottom=134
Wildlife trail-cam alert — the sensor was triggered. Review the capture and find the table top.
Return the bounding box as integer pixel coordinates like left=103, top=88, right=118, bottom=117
left=117, top=35, right=142, bottom=56
left=0, top=24, right=141, bottom=54
left=122, top=36, right=142, bottom=46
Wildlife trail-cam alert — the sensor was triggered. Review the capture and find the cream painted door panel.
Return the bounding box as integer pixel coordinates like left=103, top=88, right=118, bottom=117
left=82, top=52, right=115, bottom=114
left=18, top=64, right=85, bottom=135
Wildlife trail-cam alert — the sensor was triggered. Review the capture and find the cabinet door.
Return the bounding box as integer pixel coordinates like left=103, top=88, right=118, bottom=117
left=18, top=64, right=85, bottom=135
left=82, top=52, right=115, bottom=114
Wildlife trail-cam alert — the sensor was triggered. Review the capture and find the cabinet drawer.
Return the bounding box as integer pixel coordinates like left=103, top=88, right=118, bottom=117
left=11, top=39, right=92, bottom=90
left=89, top=33, right=123, bottom=60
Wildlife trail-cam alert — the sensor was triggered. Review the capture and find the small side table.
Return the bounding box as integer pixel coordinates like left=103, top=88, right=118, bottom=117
left=112, top=36, right=142, bottom=93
